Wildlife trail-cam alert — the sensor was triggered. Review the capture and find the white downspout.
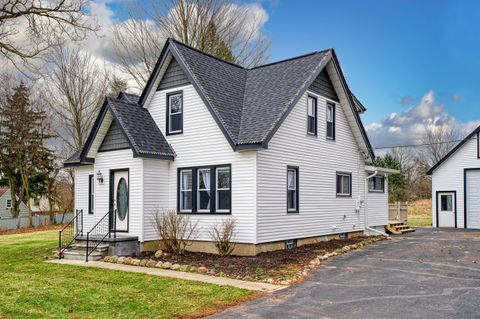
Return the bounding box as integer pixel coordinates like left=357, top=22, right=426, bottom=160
left=365, top=170, right=388, bottom=236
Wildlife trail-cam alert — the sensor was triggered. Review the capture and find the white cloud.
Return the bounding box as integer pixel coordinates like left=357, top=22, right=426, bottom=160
left=366, top=90, right=480, bottom=148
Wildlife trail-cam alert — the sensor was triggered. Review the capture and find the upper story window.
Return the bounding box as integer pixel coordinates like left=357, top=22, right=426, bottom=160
left=6, top=199, right=11, bottom=209
left=88, top=175, right=94, bottom=214
left=307, top=96, right=317, bottom=135
left=167, top=91, right=183, bottom=135
left=178, top=165, right=231, bottom=214
left=287, top=166, right=299, bottom=213
left=336, top=172, right=351, bottom=197
left=368, top=176, right=385, bottom=193
left=326, top=102, right=336, bottom=140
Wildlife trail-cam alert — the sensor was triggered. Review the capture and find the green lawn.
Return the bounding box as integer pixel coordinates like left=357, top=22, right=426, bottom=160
left=0, top=230, right=256, bottom=319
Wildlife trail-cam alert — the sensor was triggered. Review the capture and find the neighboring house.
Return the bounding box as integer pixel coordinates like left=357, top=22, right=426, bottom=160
left=30, top=196, right=59, bottom=213
left=65, top=39, right=396, bottom=256
left=0, top=188, right=28, bottom=219
left=427, top=125, right=480, bottom=228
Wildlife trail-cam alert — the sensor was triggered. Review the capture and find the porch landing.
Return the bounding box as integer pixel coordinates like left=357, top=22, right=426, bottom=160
left=48, top=259, right=283, bottom=292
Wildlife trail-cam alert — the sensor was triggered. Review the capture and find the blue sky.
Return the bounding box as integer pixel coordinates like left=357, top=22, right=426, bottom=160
left=102, top=0, right=480, bottom=147
left=259, top=0, right=480, bottom=146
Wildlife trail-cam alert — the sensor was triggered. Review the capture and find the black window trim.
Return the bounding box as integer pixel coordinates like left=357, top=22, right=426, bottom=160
left=336, top=171, right=352, bottom=197
left=368, top=175, right=385, bottom=193
left=177, top=164, right=231, bottom=215
left=166, top=90, right=183, bottom=135
left=88, top=174, right=94, bottom=214
left=326, top=102, right=336, bottom=140
left=287, top=166, right=299, bottom=213
left=307, top=95, right=317, bottom=136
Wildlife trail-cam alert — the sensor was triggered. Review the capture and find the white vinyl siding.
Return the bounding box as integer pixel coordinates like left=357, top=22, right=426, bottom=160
left=367, top=176, right=388, bottom=227
left=147, top=84, right=257, bottom=243
left=431, top=136, right=480, bottom=228
left=74, top=166, right=95, bottom=231
left=257, top=86, right=366, bottom=243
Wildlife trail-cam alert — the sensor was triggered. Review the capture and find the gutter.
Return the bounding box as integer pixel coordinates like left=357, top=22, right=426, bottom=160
left=364, top=169, right=389, bottom=237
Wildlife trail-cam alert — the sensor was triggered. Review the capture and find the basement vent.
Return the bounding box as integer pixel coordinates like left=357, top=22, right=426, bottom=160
left=285, top=239, right=297, bottom=250
left=339, top=233, right=348, bottom=240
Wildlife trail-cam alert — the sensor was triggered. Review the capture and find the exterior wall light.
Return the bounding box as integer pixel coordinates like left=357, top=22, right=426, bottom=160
left=96, top=170, right=104, bottom=184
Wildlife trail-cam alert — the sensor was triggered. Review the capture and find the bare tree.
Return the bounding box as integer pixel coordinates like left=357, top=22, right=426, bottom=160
left=0, top=0, right=98, bottom=70
left=152, top=209, right=198, bottom=255
left=43, top=45, right=110, bottom=151
left=209, top=218, right=236, bottom=256
left=420, top=124, right=464, bottom=168
left=113, top=0, right=269, bottom=89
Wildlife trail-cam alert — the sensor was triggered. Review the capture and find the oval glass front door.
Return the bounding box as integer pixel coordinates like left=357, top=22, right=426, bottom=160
left=116, top=177, right=128, bottom=221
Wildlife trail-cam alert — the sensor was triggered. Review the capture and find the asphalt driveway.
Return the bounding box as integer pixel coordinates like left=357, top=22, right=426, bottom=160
left=209, top=228, right=480, bottom=319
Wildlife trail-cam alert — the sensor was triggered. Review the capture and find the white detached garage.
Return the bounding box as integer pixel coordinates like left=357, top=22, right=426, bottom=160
left=427, top=125, right=480, bottom=228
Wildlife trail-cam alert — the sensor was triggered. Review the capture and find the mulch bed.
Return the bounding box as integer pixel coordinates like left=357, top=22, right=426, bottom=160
left=146, top=235, right=384, bottom=282
left=0, top=224, right=63, bottom=236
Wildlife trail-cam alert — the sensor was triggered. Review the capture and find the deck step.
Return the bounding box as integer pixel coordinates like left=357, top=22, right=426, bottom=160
left=385, top=222, right=416, bottom=235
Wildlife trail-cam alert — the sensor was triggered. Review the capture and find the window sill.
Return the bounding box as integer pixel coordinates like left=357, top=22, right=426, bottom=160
left=368, top=190, right=385, bottom=193
left=336, top=194, right=352, bottom=198
left=177, top=211, right=232, bottom=215
left=166, top=131, right=183, bottom=136
left=287, top=210, right=299, bottom=214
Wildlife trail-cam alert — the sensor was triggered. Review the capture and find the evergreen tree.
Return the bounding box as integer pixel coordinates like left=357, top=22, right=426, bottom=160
left=0, top=83, right=55, bottom=226
left=373, top=154, right=407, bottom=203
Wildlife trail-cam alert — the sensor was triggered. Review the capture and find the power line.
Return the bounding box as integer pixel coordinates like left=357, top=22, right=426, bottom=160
left=372, top=138, right=472, bottom=150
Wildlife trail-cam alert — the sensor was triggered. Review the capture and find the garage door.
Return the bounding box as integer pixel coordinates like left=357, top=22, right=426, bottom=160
left=466, top=170, right=480, bottom=229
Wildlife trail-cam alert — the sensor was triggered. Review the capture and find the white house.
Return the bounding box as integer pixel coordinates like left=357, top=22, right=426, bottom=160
left=63, top=39, right=394, bottom=257
left=427, top=125, right=480, bottom=228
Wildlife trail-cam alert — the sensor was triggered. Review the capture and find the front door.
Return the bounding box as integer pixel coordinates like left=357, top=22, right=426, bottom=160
left=111, top=170, right=129, bottom=232
left=437, top=192, right=455, bottom=227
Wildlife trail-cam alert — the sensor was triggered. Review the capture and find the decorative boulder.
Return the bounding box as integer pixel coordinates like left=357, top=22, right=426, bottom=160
left=179, top=265, right=189, bottom=272
left=111, top=256, right=119, bottom=263
left=103, top=256, right=111, bottom=263
left=197, top=266, right=208, bottom=274
left=132, top=259, right=141, bottom=266
left=123, top=257, right=133, bottom=265
left=171, top=264, right=181, bottom=270
left=155, top=261, right=163, bottom=268
left=117, top=257, right=125, bottom=264
left=146, top=259, right=157, bottom=268
left=139, top=259, right=148, bottom=267
left=154, top=250, right=163, bottom=258
left=189, top=266, right=198, bottom=272
left=162, top=262, right=172, bottom=269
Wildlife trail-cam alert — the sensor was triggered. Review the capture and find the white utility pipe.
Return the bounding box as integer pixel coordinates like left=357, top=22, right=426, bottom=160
left=364, top=170, right=388, bottom=237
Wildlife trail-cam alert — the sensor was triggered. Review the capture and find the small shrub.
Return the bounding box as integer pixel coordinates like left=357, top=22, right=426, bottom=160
left=152, top=209, right=198, bottom=255
left=209, top=218, right=237, bottom=257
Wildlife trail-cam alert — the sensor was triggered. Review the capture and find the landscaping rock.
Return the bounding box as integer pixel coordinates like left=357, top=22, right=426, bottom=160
left=103, top=256, right=111, bottom=263
left=154, top=250, right=163, bottom=258
left=342, top=246, right=351, bottom=253
left=189, top=266, right=197, bottom=272
left=117, top=257, right=125, bottom=264
left=132, top=259, right=141, bottom=266
left=350, top=244, right=358, bottom=249
left=111, top=256, right=119, bottom=263
left=139, top=259, right=148, bottom=267
left=162, top=262, right=172, bottom=269
left=280, top=280, right=290, bottom=285
left=123, top=257, right=133, bottom=265
left=197, top=266, right=208, bottom=274
left=155, top=261, right=163, bottom=268
left=171, top=263, right=181, bottom=270
left=146, top=259, right=157, bottom=268
left=179, top=265, right=189, bottom=272
left=266, top=278, right=275, bottom=284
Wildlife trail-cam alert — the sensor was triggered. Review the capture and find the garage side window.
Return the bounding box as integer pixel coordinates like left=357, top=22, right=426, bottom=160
left=440, top=194, right=453, bottom=211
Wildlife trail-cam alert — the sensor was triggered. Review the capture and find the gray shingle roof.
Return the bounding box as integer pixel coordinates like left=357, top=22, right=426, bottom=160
left=65, top=95, right=174, bottom=166
left=169, top=40, right=346, bottom=146
left=108, top=98, right=175, bottom=159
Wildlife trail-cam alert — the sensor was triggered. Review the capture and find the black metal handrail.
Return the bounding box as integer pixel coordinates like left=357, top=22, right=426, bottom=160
left=85, top=209, right=117, bottom=262
left=58, top=209, right=83, bottom=259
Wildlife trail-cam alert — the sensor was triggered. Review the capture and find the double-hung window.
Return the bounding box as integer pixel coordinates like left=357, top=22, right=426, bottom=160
left=326, top=102, right=335, bottom=140
left=216, top=167, right=231, bottom=212
left=307, top=96, right=317, bottom=135
left=6, top=199, right=11, bottom=209
left=178, top=165, right=231, bottom=213
left=336, top=172, right=351, bottom=197
left=197, top=168, right=211, bottom=212
left=287, top=166, right=299, bottom=213
left=368, top=176, right=385, bottom=193
left=88, top=175, right=94, bottom=214
left=167, top=92, right=183, bottom=134
left=179, top=170, right=193, bottom=212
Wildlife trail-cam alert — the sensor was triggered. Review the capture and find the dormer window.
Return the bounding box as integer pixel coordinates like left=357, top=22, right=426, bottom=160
left=167, top=91, right=183, bottom=135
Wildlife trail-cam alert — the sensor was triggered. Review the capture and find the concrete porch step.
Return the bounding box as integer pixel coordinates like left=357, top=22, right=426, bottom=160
left=62, top=248, right=107, bottom=261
